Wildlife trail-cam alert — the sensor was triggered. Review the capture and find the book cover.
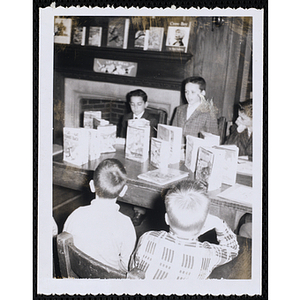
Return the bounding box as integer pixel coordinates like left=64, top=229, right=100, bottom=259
left=200, top=131, right=220, bottom=146
left=145, top=27, right=164, bottom=51
left=54, top=17, right=72, bottom=44
left=150, top=137, right=170, bottom=171
left=195, top=146, right=224, bottom=191
left=138, top=168, right=189, bottom=186
left=63, top=127, right=89, bottom=166
left=157, top=124, right=182, bottom=164
left=125, top=120, right=150, bottom=162
left=213, top=145, right=239, bottom=185
left=88, top=26, right=102, bottom=47
left=72, top=26, right=86, bottom=46
left=134, top=29, right=146, bottom=49
left=165, top=21, right=191, bottom=53
left=97, top=125, right=117, bottom=153
left=83, top=111, right=102, bottom=129
left=237, top=156, right=253, bottom=176
left=107, top=18, right=130, bottom=49
left=185, top=134, right=220, bottom=172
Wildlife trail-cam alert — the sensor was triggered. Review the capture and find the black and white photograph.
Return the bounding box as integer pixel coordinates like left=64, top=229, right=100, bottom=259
left=38, top=6, right=264, bottom=296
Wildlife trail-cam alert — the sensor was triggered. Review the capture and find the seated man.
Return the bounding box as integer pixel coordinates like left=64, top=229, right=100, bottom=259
left=63, top=158, right=136, bottom=273
left=130, top=180, right=239, bottom=279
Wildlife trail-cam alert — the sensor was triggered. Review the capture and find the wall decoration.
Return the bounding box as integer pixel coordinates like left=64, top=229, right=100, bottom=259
left=93, top=58, right=137, bottom=77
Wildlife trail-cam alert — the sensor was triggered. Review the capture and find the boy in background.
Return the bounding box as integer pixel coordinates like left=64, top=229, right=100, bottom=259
left=120, top=89, right=158, bottom=139
left=130, top=180, right=239, bottom=279
left=63, top=158, right=136, bottom=273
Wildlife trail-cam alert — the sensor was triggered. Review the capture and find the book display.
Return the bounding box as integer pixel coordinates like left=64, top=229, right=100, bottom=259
left=157, top=124, right=182, bottom=164
left=150, top=137, right=170, bottom=171
left=72, top=26, right=86, bottom=46
left=54, top=17, right=72, bottom=44
left=83, top=111, right=102, bottom=129
left=165, top=20, right=191, bottom=53
left=107, top=18, right=130, bottom=49
left=138, top=168, right=189, bottom=186
left=134, top=29, right=146, bottom=49
left=63, top=127, right=89, bottom=166
left=125, top=119, right=150, bottom=162
left=87, top=26, right=102, bottom=47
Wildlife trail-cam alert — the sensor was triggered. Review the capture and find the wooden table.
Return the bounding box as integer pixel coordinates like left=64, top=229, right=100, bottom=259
left=53, top=144, right=252, bottom=231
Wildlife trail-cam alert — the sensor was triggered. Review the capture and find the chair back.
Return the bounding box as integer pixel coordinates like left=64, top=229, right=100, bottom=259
left=145, top=107, right=168, bottom=124
left=57, top=231, right=127, bottom=279
left=218, top=116, right=227, bottom=145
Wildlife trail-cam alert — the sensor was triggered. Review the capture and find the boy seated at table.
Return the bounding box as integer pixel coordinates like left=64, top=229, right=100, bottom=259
left=120, top=89, right=158, bottom=139
left=63, top=158, right=136, bottom=273
left=120, top=89, right=158, bottom=226
left=129, top=180, right=239, bottom=279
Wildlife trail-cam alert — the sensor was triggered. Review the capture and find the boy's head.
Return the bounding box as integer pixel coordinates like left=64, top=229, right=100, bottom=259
left=127, top=89, right=148, bottom=116
left=236, top=99, right=253, bottom=131
left=91, top=159, right=127, bottom=199
left=183, top=77, right=206, bottom=105
left=164, top=180, right=210, bottom=238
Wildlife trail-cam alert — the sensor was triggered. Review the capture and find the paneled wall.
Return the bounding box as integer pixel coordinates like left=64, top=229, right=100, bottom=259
left=187, top=17, right=252, bottom=121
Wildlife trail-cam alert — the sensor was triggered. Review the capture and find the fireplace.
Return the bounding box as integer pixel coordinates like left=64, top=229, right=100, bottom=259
left=64, top=78, right=181, bottom=129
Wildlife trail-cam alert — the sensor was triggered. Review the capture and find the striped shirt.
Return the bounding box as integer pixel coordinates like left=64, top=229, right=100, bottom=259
left=130, top=221, right=239, bottom=279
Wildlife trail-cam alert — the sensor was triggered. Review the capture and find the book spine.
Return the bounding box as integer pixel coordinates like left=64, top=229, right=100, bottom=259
left=81, top=26, right=86, bottom=46
left=123, top=19, right=130, bottom=49
left=143, top=29, right=149, bottom=51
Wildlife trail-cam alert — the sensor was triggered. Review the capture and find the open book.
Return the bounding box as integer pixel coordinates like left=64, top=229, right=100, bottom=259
left=217, top=184, right=253, bottom=206
left=138, top=168, right=189, bottom=186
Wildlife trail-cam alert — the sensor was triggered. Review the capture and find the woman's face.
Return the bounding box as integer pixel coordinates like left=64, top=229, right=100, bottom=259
left=185, top=82, right=202, bottom=105
left=236, top=111, right=252, bottom=129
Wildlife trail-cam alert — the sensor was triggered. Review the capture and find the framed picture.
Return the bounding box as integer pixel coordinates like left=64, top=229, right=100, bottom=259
left=54, top=17, right=72, bottom=44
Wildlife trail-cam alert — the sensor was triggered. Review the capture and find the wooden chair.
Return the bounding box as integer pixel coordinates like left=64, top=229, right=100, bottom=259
left=57, top=231, right=127, bottom=279
left=145, top=107, right=168, bottom=125
left=218, top=116, right=227, bottom=145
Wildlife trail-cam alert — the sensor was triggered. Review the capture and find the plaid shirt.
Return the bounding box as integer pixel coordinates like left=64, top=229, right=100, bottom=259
left=130, top=221, right=239, bottom=279
left=172, top=104, right=219, bottom=140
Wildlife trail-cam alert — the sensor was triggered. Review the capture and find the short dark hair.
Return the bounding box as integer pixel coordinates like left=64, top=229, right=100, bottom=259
left=238, top=99, right=252, bottom=119
left=93, top=159, right=127, bottom=199
left=165, top=180, right=210, bottom=233
left=184, top=76, right=206, bottom=91
left=127, top=89, right=148, bottom=103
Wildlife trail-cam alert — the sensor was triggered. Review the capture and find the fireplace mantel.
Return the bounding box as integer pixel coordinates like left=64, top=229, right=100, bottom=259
left=54, top=45, right=193, bottom=91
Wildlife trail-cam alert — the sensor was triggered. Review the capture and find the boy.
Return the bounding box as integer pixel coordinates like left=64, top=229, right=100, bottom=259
left=120, top=89, right=158, bottom=226
left=130, top=180, right=239, bottom=279
left=172, top=76, right=219, bottom=141
left=63, top=158, right=136, bottom=273
left=120, top=89, right=158, bottom=139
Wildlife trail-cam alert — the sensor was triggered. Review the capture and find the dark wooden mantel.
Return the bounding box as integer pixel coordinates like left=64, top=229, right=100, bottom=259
left=54, top=44, right=193, bottom=90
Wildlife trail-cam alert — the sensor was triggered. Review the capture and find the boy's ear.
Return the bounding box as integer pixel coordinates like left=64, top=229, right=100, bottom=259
left=200, top=90, right=206, bottom=96
left=119, top=185, right=128, bottom=198
left=145, top=101, right=148, bottom=108
left=89, top=180, right=95, bottom=193
left=164, top=213, right=170, bottom=226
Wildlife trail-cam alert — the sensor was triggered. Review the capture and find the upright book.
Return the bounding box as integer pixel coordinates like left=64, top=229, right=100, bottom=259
left=134, top=29, right=146, bottom=49
left=185, top=134, right=220, bottom=172
left=195, top=146, right=224, bottom=191
left=145, top=27, right=164, bottom=51
left=72, top=26, right=86, bottom=46
left=157, top=124, right=182, bottom=164
left=165, top=20, right=191, bottom=53
left=107, top=18, right=130, bottom=49
left=63, top=127, right=89, bottom=166
left=138, top=168, right=189, bottom=186
left=83, top=111, right=102, bottom=129
left=87, top=26, right=102, bottom=47
left=213, top=145, right=239, bottom=186
left=54, top=17, right=72, bottom=44
left=97, top=125, right=117, bottom=153
left=150, top=137, right=170, bottom=171
left=125, top=119, right=150, bottom=162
